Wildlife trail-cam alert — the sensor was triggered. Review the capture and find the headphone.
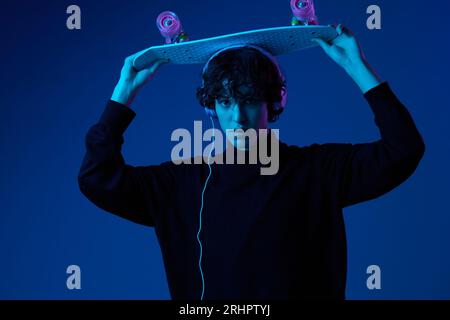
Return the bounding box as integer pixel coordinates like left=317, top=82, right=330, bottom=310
left=200, top=44, right=288, bottom=121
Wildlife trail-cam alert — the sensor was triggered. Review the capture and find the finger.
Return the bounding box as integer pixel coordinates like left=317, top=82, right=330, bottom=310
left=311, top=37, right=331, bottom=51
left=151, top=59, right=170, bottom=71
left=125, top=53, right=137, bottom=65
left=158, top=58, right=170, bottom=65
left=138, top=59, right=168, bottom=78
left=337, top=24, right=353, bottom=37
left=145, top=58, right=169, bottom=70
left=133, top=57, right=168, bottom=73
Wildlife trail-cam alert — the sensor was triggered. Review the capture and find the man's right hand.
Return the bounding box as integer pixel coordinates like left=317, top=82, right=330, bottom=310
left=111, top=53, right=169, bottom=107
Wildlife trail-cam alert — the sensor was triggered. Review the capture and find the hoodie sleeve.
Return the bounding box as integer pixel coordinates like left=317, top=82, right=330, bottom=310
left=314, top=82, right=426, bottom=208
left=77, top=100, right=175, bottom=227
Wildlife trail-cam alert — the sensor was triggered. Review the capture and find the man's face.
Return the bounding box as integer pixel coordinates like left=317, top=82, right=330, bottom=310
left=214, top=82, right=269, bottom=150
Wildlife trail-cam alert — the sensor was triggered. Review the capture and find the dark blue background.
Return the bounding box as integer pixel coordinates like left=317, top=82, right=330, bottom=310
left=1, top=0, right=449, bottom=299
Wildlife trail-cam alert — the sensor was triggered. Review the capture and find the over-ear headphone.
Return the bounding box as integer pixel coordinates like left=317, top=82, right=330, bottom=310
left=201, top=44, right=288, bottom=121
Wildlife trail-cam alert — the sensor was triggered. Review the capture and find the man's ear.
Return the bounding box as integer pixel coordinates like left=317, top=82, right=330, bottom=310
left=281, top=86, right=288, bottom=108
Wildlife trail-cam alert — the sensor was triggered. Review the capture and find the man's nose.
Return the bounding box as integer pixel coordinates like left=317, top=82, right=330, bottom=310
left=231, top=103, right=247, bottom=124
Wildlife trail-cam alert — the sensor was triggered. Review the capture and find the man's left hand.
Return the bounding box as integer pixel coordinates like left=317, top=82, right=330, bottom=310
left=311, top=24, right=366, bottom=74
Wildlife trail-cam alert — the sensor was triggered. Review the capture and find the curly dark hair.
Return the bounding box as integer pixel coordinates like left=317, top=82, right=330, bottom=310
left=196, top=46, right=287, bottom=122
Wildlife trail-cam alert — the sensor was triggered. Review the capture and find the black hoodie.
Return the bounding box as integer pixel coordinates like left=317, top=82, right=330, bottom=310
left=78, top=82, right=425, bottom=300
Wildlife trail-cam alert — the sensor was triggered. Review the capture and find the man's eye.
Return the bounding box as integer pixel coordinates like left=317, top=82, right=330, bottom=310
left=219, top=100, right=231, bottom=106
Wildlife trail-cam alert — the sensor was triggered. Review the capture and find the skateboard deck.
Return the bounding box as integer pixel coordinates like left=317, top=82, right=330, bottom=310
left=133, top=25, right=337, bottom=70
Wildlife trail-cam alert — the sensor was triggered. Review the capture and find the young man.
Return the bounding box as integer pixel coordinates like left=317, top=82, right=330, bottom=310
left=78, top=24, right=425, bottom=299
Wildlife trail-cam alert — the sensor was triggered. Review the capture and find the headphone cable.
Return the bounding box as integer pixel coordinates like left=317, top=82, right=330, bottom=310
left=196, top=115, right=215, bottom=301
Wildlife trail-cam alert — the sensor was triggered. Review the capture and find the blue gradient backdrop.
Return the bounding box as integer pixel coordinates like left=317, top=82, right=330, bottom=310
left=1, top=0, right=449, bottom=299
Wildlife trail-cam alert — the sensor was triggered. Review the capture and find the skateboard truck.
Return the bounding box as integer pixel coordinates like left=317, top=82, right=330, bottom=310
left=290, top=0, right=319, bottom=26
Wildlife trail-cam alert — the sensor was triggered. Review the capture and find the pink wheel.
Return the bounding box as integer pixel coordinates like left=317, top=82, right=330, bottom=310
left=156, top=11, right=185, bottom=44
left=290, top=0, right=319, bottom=25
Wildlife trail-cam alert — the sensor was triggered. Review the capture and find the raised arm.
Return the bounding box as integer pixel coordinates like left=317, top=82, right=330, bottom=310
left=78, top=54, right=172, bottom=226
left=311, top=24, right=425, bottom=207
left=312, top=82, right=425, bottom=207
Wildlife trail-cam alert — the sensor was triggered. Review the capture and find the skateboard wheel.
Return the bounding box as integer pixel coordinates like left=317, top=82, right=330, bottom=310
left=290, top=0, right=319, bottom=25
left=156, top=11, right=187, bottom=44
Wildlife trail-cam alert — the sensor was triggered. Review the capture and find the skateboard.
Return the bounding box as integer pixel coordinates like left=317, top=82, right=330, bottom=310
left=132, top=0, right=337, bottom=70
